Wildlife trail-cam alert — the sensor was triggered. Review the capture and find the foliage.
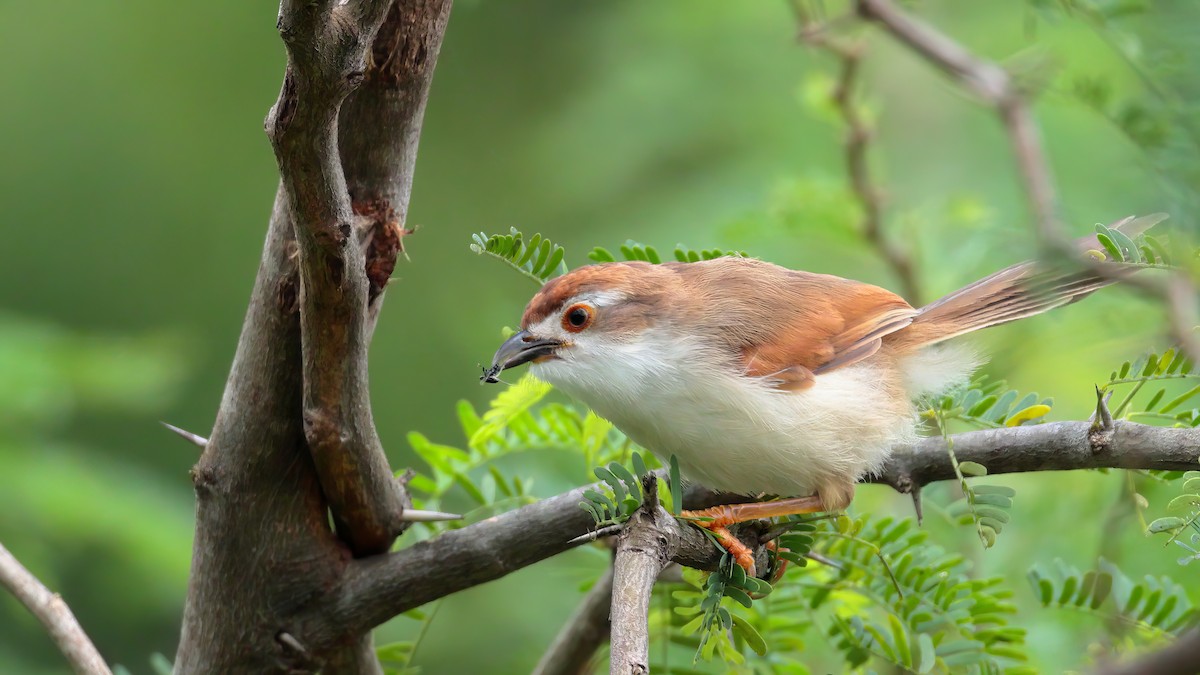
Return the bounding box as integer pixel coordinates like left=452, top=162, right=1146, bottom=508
left=921, top=376, right=1050, bottom=549
left=664, top=514, right=1031, bottom=674
left=1028, top=558, right=1197, bottom=637
left=471, top=228, right=567, bottom=285
left=1098, top=347, right=1200, bottom=424
left=588, top=241, right=747, bottom=265
left=1145, top=471, right=1200, bottom=566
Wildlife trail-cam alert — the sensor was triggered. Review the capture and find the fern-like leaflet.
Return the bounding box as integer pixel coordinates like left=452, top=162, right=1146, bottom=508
left=470, top=228, right=567, bottom=284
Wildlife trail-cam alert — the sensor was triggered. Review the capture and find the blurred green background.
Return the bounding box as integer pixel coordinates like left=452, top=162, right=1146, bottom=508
left=1, top=1, right=1197, bottom=673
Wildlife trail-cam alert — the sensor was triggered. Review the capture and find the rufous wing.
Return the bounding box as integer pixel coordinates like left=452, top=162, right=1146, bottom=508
left=669, top=261, right=918, bottom=388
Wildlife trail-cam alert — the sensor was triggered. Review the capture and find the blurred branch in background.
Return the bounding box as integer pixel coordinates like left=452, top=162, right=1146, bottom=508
left=791, top=1, right=922, bottom=303
left=1095, top=628, right=1200, bottom=675
left=0, top=542, right=111, bottom=675
left=532, top=565, right=614, bottom=675
left=856, top=0, right=1200, bottom=361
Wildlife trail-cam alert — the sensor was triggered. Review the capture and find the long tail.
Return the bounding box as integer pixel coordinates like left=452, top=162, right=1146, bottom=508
left=892, top=214, right=1167, bottom=350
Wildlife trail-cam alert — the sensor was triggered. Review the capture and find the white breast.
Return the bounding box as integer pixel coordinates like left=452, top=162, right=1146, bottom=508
left=530, top=334, right=953, bottom=497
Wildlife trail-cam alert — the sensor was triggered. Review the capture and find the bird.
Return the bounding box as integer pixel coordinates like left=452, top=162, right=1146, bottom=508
left=484, top=216, right=1160, bottom=576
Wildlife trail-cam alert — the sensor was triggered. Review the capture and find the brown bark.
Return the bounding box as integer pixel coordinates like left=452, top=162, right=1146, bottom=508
left=174, top=2, right=451, bottom=672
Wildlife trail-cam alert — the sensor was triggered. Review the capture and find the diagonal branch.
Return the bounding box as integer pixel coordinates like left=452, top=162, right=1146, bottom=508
left=0, top=542, right=111, bottom=675
left=322, top=420, right=1199, bottom=635
left=855, top=0, right=1200, bottom=361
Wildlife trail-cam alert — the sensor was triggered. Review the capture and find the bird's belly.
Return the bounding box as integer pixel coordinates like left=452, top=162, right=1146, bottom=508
left=551, top=360, right=916, bottom=497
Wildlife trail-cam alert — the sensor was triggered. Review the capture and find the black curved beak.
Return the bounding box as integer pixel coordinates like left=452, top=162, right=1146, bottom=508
left=481, top=330, right=564, bottom=383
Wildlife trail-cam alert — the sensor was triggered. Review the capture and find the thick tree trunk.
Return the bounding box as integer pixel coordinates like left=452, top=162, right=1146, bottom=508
left=174, top=2, right=451, bottom=672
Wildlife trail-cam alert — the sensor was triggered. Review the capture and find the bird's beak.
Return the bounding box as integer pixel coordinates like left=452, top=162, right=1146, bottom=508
left=481, top=330, right=564, bottom=383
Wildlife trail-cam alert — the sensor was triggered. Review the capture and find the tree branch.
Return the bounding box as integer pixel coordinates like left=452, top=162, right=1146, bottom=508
left=609, top=477, right=673, bottom=675
left=873, top=420, right=1200, bottom=493
left=323, top=420, right=1199, bottom=634
left=533, top=566, right=615, bottom=675
left=177, top=2, right=452, bottom=671
left=266, top=0, right=412, bottom=556
left=0, top=542, right=111, bottom=675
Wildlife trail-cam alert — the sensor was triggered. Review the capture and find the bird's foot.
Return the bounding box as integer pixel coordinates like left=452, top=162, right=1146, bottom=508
left=681, top=495, right=826, bottom=578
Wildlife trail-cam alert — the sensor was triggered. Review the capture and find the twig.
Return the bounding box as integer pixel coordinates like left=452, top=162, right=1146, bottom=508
left=793, top=4, right=921, bottom=303
left=610, top=476, right=673, bottom=675
left=855, top=0, right=1200, bottom=360
left=1095, top=628, right=1200, bottom=675
left=0, top=542, right=111, bottom=675
left=533, top=566, right=615, bottom=675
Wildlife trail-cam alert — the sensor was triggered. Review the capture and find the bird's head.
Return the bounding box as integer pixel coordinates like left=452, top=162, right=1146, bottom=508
left=483, top=262, right=679, bottom=385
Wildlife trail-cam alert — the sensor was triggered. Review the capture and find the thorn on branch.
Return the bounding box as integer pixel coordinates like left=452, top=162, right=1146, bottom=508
left=1090, top=386, right=1115, bottom=452
left=397, top=508, right=462, bottom=523
left=910, top=483, right=924, bottom=524
left=276, top=631, right=309, bottom=657
left=160, top=421, right=208, bottom=450
left=568, top=523, right=624, bottom=546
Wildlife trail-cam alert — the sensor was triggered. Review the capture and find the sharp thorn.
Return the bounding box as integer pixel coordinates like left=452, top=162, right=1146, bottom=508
left=568, top=524, right=623, bottom=546
left=911, top=484, right=924, bottom=525
left=1091, top=385, right=1115, bottom=432
left=160, top=421, right=208, bottom=449
left=399, top=508, right=462, bottom=523
left=277, top=631, right=309, bottom=656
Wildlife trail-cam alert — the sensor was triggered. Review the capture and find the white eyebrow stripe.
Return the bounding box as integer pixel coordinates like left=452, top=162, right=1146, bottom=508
left=579, top=290, right=627, bottom=307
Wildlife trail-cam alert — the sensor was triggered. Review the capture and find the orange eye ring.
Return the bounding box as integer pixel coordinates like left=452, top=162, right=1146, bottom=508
left=562, top=303, right=595, bottom=333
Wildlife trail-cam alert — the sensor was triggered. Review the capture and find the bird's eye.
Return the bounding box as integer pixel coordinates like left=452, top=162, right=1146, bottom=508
left=562, top=303, right=594, bottom=332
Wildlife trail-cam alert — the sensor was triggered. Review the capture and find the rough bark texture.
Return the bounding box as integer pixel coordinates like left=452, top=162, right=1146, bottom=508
left=174, top=2, right=451, bottom=672
left=609, top=477, right=673, bottom=675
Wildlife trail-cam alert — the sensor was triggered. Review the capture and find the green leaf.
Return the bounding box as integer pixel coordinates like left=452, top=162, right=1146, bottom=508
left=589, top=247, right=616, bottom=262
left=453, top=472, right=487, bottom=506
left=1096, top=231, right=1125, bottom=261
left=916, top=633, right=936, bottom=674
left=631, top=452, right=649, bottom=478
left=1147, top=517, right=1187, bottom=533
left=731, top=615, right=767, bottom=656
left=959, top=461, right=988, bottom=476
left=608, top=462, right=642, bottom=501
left=594, top=466, right=627, bottom=503
left=725, top=585, right=754, bottom=609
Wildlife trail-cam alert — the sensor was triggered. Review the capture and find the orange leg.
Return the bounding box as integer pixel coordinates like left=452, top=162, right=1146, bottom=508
left=681, top=495, right=825, bottom=578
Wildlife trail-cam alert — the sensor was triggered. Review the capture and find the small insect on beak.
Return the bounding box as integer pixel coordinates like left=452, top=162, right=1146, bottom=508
left=481, top=330, right=564, bottom=383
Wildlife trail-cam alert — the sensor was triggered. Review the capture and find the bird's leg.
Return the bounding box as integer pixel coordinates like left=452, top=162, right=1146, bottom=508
left=681, top=495, right=825, bottom=578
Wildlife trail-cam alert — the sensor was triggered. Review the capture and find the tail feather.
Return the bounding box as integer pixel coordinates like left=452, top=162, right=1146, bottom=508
left=891, top=214, right=1167, bottom=350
